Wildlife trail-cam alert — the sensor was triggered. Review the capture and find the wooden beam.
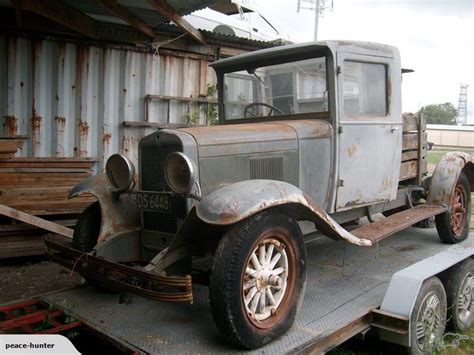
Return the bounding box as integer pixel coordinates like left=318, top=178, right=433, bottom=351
left=95, top=0, right=156, bottom=39
left=0, top=204, right=74, bottom=238
left=21, top=0, right=97, bottom=38
left=147, top=0, right=206, bottom=44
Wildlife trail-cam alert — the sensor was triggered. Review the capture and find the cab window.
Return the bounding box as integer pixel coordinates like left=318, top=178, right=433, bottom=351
left=343, top=61, right=387, bottom=117
left=223, top=56, right=328, bottom=120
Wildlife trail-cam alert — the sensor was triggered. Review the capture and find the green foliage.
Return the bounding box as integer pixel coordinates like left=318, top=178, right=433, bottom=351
left=418, top=102, right=457, bottom=125
left=183, top=111, right=200, bottom=125
left=206, top=83, right=217, bottom=98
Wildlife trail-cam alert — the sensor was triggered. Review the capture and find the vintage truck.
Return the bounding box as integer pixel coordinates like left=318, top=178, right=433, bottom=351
left=46, top=41, right=473, bottom=350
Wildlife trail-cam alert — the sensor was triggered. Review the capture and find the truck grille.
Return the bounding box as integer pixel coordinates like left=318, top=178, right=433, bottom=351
left=139, top=132, right=185, bottom=233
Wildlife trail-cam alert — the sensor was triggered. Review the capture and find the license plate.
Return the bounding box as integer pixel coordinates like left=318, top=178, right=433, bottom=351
left=137, top=191, right=172, bottom=213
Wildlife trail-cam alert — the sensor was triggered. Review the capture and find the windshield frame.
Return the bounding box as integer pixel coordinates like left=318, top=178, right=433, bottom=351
left=215, top=47, right=334, bottom=124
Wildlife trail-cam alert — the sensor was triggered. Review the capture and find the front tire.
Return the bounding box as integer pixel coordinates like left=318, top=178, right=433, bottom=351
left=209, top=210, right=306, bottom=349
left=435, top=172, right=471, bottom=244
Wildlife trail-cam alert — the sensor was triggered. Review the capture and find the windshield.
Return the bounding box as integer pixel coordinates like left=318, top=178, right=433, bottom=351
left=223, top=56, right=328, bottom=120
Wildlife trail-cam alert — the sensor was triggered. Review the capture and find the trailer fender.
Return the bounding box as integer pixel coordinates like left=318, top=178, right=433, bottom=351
left=195, top=180, right=372, bottom=246
left=69, top=174, right=140, bottom=244
left=427, top=152, right=474, bottom=206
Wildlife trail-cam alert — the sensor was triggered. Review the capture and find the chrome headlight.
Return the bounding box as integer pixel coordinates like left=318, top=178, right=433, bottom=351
left=164, top=152, right=196, bottom=195
left=105, top=154, right=135, bottom=192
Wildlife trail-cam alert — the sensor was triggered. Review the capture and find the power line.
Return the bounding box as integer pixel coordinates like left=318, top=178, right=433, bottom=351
left=297, top=0, right=334, bottom=40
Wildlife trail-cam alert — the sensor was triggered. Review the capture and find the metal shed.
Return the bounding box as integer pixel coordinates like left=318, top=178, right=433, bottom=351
left=0, top=0, right=281, bottom=168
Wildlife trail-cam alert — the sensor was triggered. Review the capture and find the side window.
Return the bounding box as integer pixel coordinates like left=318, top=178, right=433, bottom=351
left=343, top=61, right=387, bottom=117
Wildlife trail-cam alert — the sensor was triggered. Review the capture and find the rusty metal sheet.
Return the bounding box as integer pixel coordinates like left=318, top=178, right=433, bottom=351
left=428, top=151, right=474, bottom=206
left=351, top=205, right=446, bottom=243
left=195, top=179, right=372, bottom=246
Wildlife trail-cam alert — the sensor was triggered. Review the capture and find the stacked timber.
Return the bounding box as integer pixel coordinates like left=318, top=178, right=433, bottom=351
left=0, top=140, right=23, bottom=160
left=0, top=157, right=97, bottom=258
left=400, top=112, right=428, bottom=183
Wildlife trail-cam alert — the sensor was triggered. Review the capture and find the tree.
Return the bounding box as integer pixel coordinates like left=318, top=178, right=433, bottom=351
left=418, top=102, right=457, bottom=125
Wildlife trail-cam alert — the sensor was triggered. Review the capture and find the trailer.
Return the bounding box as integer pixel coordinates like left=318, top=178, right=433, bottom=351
left=2, top=226, right=468, bottom=354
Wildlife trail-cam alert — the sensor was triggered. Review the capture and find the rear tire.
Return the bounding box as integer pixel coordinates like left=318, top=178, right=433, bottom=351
left=444, top=259, right=474, bottom=332
left=409, top=277, right=446, bottom=354
left=209, top=210, right=306, bottom=349
left=435, top=172, right=471, bottom=244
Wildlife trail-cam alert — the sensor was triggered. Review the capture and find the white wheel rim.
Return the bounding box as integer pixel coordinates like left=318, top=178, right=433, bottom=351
left=457, top=272, right=474, bottom=323
left=415, top=291, right=443, bottom=351
left=242, top=238, right=289, bottom=322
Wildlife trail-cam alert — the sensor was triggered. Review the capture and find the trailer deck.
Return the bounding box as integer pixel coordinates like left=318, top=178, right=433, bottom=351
left=41, top=228, right=474, bottom=353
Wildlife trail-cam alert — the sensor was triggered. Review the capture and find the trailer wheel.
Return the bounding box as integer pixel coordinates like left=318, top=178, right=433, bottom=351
left=435, top=172, right=471, bottom=244
left=409, top=277, right=447, bottom=354
left=73, top=202, right=101, bottom=252
left=444, top=258, right=474, bottom=332
left=209, top=210, right=306, bottom=349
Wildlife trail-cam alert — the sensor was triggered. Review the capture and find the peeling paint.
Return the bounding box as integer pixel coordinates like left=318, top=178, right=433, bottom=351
left=4, top=115, right=18, bottom=136
left=78, top=120, right=89, bottom=157
left=31, top=109, right=42, bottom=156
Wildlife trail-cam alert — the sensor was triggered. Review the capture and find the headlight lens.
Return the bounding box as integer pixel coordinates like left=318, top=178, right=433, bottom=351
left=164, top=152, right=196, bottom=194
left=105, top=154, right=135, bottom=192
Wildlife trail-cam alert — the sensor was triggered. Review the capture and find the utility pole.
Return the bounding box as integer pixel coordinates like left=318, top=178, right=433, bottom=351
left=456, top=84, right=468, bottom=126
left=297, top=0, right=333, bottom=41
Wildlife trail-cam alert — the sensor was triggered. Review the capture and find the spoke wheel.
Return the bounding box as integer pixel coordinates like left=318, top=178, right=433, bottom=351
left=444, top=259, right=474, bottom=332
left=209, top=210, right=306, bottom=349
left=450, top=185, right=467, bottom=237
left=243, top=234, right=294, bottom=328
left=409, top=277, right=446, bottom=355
left=436, top=172, right=471, bottom=244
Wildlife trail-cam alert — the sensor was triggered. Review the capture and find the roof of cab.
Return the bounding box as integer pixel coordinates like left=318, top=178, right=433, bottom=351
left=210, top=40, right=398, bottom=71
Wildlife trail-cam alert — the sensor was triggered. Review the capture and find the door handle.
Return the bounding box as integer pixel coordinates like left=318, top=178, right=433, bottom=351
left=390, top=127, right=399, bottom=133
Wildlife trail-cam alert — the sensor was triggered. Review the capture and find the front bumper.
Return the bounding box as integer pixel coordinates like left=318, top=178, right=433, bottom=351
left=45, top=236, right=193, bottom=302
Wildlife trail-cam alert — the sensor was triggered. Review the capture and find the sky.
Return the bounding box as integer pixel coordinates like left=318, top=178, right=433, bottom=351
left=251, top=0, right=474, bottom=123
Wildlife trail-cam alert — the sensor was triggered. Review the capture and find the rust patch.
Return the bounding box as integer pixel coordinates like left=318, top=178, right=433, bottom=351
left=55, top=116, right=66, bottom=157
left=102, top=132, right=112, bottom=156
left=31, top=109, right=42, bottom=156
left=347, top=144, right=357, bottom=158
left=78, top=121, right=89, bottom=157
left=4, top=116, right=18, bottom=136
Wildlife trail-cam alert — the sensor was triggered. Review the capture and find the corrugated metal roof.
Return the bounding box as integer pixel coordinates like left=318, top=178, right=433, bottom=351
left=61, top=0, right=232, bottom=28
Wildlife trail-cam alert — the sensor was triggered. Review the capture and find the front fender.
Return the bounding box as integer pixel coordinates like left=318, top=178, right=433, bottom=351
left=70, top=174, right=140, bottom=244
left=427, top=152, right=474, bottom=206
left=196, top=180, right=372, bottom=246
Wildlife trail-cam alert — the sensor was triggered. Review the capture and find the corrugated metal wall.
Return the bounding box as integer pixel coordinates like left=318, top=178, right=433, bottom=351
left=0, top=35, right=217, bottom=169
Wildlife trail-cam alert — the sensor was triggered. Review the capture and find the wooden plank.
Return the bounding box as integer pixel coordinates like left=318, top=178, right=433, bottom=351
left=0, top=162, right=95, bottom=168
left=402, top=113, right=418, bottom=132
left=0, top=204, right=74, bottom=238
left=399, top=160, right=418, bottom=181
left=401, top=150, right=418, bottom=162
left=0, top=140, right=23, bottom=153
left=402, top=133, right=419, bottom=150
left=0, top=168, right=91, bottom=173
left=147, top=0, right=206, bottom=44
left=0, top=234, right=46, bottom=259
left=21, top=0, right=97, bottom=38
left=95, top=0, right=156, bottom=38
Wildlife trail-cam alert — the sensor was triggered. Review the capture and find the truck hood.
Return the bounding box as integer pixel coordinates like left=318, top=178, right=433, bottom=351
left=178, top=120, right=330, bottom=158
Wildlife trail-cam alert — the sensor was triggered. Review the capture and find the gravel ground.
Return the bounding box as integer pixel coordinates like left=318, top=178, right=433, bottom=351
left=0, top=256, right=82, bottom=304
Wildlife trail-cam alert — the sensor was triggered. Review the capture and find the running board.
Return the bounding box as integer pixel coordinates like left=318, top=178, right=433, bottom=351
left=351, top=205, right=446, bottom=244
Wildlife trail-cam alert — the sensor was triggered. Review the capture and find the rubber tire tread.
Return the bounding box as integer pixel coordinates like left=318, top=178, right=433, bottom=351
left=435, top=172, right=471, bottom=244
left=444, top=258, right=474, bottom=332
left=209, top=210, right=306, bottom=349
left=408, top=276, right=447, bottom=355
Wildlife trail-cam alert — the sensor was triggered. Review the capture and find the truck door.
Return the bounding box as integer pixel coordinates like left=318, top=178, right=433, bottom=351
left=335, top=52, right=402, bottom=211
